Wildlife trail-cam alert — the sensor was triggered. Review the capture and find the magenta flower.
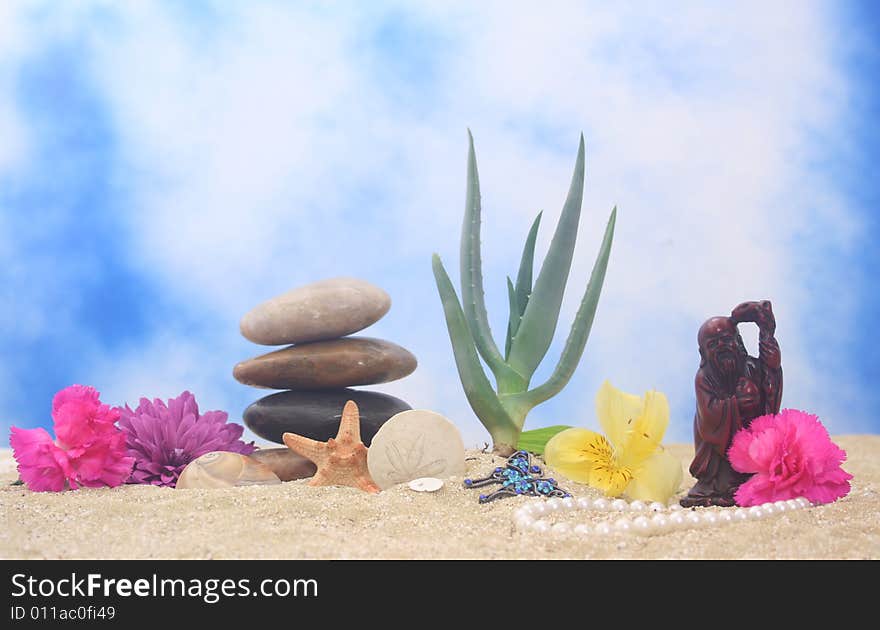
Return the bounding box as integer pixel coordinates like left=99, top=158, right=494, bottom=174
left=9, top=385, right=134, bottom=492
left=118, top=391, right=254, bottom=487
left=52, top=384, right=121, bottom=449
left=728, top=408, right=852, bottom=506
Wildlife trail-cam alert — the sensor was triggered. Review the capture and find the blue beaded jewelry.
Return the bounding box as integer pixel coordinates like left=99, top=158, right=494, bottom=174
left=464, top=450, right=571, bottom=503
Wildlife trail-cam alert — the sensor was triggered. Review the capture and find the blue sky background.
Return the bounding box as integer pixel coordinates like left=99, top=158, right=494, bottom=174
left=1, top=1, right=878, bottom=448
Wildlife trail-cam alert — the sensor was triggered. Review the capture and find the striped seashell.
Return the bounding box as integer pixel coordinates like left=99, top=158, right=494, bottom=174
left=176, top=451, right=281, bottom=489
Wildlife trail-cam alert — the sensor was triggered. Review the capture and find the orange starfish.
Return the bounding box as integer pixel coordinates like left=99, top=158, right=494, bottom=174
left=282, top=400, right=380, bottom=493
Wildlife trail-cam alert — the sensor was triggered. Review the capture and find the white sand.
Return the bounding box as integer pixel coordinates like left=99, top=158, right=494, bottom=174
left=2, top=436, right=878, bottom=559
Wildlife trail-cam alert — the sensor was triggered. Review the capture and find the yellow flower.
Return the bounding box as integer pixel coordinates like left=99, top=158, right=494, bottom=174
left=544, top=381, right=683, bottom=503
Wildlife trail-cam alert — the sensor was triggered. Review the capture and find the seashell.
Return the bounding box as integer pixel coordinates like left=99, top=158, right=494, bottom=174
left=408, top=477, right=444, bottom=492
left=249, top=447, right=317, bottom=482
left=175, top=451, right=281, bottom=489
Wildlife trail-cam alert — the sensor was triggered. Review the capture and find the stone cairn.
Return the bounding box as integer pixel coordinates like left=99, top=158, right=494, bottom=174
left=234, top=277, right=415, bottom=448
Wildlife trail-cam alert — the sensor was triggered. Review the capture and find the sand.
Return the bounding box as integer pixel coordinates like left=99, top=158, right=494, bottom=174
left=2, top=436, right=878, bottom=560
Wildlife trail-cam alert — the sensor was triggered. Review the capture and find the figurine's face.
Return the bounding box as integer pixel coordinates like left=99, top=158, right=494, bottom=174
left=699, top=317, right=742, bottom=376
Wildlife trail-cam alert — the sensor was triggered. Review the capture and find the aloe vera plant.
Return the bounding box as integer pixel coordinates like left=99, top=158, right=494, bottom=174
left=431, top=131, right=616, bottom=455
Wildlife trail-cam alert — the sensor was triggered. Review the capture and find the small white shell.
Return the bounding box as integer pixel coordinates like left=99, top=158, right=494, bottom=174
left=176, top=451, right=281, bottom=489
left=407, top=477, right=444, bottom=492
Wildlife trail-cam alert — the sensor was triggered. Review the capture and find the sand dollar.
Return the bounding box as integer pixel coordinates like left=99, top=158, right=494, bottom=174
left=176, top=451, right=281, bottom=489
left=367, top=410, right=465, bottom=490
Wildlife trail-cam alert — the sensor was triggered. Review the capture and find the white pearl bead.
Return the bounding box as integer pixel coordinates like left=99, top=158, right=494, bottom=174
left=668, top=512, right=686, bottom=528
left=551, top=522, right=570, bottom=535
left=510, top=484, right=819, bottom=533
left=651, top=514, right=669, bottom=531
left=514, top=515, right=532, bottom=529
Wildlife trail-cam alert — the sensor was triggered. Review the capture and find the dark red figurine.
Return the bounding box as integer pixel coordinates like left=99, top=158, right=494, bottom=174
left=680, top=300, right=782, bottom=507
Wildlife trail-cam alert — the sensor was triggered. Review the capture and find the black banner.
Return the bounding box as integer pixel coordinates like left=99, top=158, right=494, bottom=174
left=1, top=559, right=843, bottom=624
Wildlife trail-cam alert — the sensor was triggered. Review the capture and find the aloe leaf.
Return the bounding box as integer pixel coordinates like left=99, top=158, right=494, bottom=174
left=508, top=135, right=586, bottom=379
left=505, top=277, right=517, bottom=360
left=524, top=207, right=616, bottom=407
left=517, top=425, right=573, bottom=455
left=514, top=211, right=542, bottom=317
left=432, top=254, right=515, bottom=433
left=460, top=130, right=507, bottom=376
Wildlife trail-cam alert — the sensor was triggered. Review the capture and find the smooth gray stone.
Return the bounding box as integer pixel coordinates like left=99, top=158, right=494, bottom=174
left=240, top=277, right=391, bottom=345
left=233, top=337, right=417, bottom=390
left=243, top=388, right=411, bottom=445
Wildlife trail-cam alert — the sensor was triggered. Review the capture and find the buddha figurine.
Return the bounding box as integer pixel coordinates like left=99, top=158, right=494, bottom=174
left=681, top=300, right=782, bottom=507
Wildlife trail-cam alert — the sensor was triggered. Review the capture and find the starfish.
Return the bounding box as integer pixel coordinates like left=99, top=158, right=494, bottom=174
left=282, top=400, right=380, bottom=493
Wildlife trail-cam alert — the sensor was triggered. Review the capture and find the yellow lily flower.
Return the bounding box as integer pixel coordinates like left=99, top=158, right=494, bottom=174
left=544, top=381, right=683, bottom=503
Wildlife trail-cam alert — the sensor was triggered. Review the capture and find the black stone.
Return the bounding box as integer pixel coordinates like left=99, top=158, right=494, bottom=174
left=243, top=388, right=412, bottom=445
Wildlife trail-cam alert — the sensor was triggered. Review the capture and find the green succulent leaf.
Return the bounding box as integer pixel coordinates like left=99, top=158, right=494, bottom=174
left=514, top=211, right=542, bottom=318
left=508, top=135, right=585, bottom=379
left=432, top=253, right=515, bottom=434
left=505, top=276, right=517, bottom=360
left=516, top=425, right=573, bottom=455
left=460, top=130, right=507, bottom=377
left=525, top=207, right=616, bottom=407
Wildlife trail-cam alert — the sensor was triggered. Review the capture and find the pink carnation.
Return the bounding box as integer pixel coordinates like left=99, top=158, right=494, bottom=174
left=9, top=427, right=74, bottom=492
left=9, top=385, right=134, bottom=492
left=52, top=385, right=121, bottom=450
left=728, top=408, right=852, bottom=506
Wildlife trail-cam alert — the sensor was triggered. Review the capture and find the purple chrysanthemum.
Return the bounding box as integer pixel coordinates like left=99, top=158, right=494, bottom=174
left=118, top=391, right=254, bottom=487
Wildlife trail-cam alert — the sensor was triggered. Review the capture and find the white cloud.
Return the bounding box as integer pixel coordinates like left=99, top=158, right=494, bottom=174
left=0, top=1, right=866, bottom=446
left=0, top=3, right=30, bottom=173
left=425, top=1, right=859, bottom=440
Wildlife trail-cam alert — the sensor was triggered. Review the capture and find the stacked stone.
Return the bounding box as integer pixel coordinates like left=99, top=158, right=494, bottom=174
left=234, top=278, right=415, bottom=446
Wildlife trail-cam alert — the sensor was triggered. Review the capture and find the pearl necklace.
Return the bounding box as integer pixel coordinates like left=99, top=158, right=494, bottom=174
left=513, top=496, right=813, bottom=537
